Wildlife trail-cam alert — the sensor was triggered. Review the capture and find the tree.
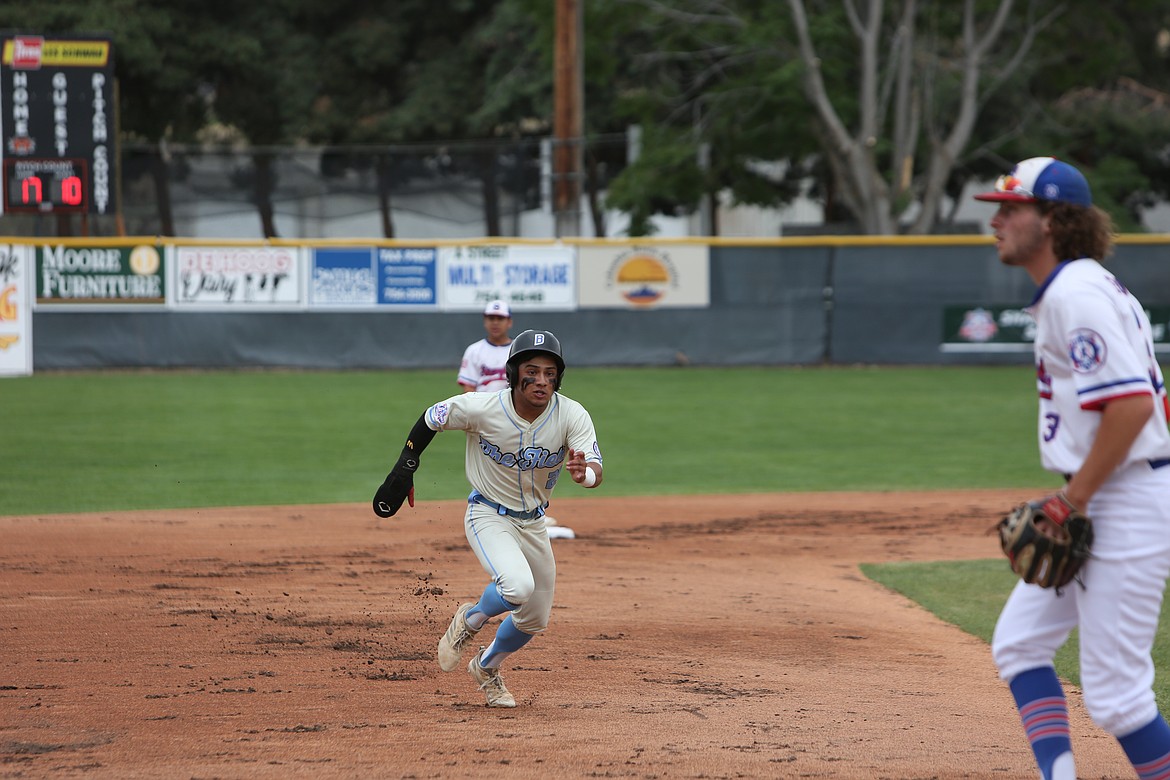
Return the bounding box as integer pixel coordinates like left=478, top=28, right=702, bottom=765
left=787, top=0, right=1073, bottom=233
left=599, top=0, right=814, bottom=235
left=934, top=0, right=1170, bottom=233
left=107, top=1, right=212, bottom=236
left=297, top=0, right=431, bottom=238
left=604, top=0, right=1075, bottom=235
left=190, top=0, right=321, bottom=237
left=302, top=0, right=530, bottom=238
left=9, top=0, right=1170, bottom=238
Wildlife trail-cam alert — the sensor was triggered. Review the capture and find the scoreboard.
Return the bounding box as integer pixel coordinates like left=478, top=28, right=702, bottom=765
left=0, top=34, right=116, bottom=216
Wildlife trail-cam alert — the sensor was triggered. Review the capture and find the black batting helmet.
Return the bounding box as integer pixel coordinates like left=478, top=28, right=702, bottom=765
left=506, top=329, right=565, bottom=390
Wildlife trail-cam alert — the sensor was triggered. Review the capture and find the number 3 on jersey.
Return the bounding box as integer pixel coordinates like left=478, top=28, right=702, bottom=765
left=1043, top=412, right=1060, bottom=442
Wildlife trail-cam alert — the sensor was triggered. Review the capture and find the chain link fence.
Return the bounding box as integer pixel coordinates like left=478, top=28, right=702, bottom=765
left=0, top=133, right=630, bottom=239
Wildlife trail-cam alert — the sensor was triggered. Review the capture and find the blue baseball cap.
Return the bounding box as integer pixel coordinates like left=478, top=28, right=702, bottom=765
left=974, top=157, right=1092, bottom=207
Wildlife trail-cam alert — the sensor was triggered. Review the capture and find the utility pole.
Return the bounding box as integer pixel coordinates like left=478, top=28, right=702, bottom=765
left=553, top=0, right=583, bottom=237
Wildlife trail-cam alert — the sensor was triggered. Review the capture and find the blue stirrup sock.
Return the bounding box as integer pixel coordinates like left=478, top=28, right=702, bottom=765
left=1009, top=667, right=1073, bottom=780
left=466, top=581, right=518, bottom=631
left=1118, top=714, right=1170, bottom=780
left=479, top=615, right=533, bottom=669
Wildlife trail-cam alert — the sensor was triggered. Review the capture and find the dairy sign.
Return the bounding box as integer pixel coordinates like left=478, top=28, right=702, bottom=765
left=36, top=243, right=165, bottom=306
left=439, top=244, right=575, bottom=311
left=0, top=244, right=33, bottom=375
left=173, top=245, right=304, bottom=309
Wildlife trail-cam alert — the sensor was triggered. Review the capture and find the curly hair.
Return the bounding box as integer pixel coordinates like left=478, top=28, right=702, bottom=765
left=1038, top=201, right=1116, bottom=261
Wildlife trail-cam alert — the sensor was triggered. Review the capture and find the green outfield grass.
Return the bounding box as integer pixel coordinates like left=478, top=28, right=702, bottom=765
left=0, top=364, right=1053, bottom=516
left=863, top=560, right=1170, bottom=713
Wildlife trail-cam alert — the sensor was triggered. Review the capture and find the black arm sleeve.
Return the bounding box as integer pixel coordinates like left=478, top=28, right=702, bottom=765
left=397, top=413, right=438, bottom=469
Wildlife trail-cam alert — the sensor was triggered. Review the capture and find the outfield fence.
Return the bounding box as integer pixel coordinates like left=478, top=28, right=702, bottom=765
left=3, top=235, right=1169, bottom=374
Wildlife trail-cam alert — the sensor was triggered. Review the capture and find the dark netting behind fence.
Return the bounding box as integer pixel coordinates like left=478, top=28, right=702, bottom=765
left=0, top=134, right=629, bottom=239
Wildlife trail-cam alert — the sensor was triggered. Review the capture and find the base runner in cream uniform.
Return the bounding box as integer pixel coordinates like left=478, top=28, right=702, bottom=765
left=373, top=329, right=603, bottom=707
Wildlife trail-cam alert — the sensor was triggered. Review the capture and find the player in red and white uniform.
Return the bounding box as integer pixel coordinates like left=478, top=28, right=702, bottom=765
left=457, top=299, right=513, bottom=393
left=976, top=157, right=1170, bottom=780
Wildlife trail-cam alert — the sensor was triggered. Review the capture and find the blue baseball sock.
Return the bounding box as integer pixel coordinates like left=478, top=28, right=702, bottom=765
left=479, top=615, right=533, bottom=669
left=1009, top=667, right=1073, bottom=780
left=467, top=581, right=518, bottom=630
left=1118, top=714, right=1170, bottom=780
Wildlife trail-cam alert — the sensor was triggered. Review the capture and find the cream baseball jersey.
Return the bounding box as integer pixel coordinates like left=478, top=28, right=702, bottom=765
left=424, top=390, right=602, bottom=514
left=458, top=340, right=511, bottom=392
left=1029, top=258, right=1170, bottom=474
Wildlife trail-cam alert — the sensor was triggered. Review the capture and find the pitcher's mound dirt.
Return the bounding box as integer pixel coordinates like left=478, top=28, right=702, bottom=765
left=0, top=491, right=1132, bottom=778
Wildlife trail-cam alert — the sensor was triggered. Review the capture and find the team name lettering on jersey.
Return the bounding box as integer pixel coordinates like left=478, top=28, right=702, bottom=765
left=480, top=366, right=506, bottom=384
left=478, top=436, right=566, bottom=471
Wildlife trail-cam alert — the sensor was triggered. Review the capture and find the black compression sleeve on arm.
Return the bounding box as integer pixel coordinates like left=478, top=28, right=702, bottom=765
left=399, top=414, right=438, bottom=466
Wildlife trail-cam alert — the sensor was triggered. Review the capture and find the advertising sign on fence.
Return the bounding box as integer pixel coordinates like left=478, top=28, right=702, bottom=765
left=0, top=244, right=33, bottom=375
left=941, top=305, right=1170, bottom=353
left=173, top=245, right=303, bottom=309
left=309, top=247, right=377, bottom=307
left=439, top=244, right=575, bottom=311
left=577, top=244, right=709, bottom=309
left=36, top=243, right=165, bottom=306
left=378, top=246, right=438, bottom=308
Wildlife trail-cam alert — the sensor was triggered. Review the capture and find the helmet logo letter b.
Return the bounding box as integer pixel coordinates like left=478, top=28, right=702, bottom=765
left=533, top=334, right=545, bottom=346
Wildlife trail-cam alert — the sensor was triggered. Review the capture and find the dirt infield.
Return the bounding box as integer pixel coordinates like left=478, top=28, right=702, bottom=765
left=0, top=491, right=1135, bottom=779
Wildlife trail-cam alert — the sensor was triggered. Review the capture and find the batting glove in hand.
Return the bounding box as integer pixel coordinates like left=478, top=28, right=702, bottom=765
left=996, top=493, right=1093, bottom=591
left=373, top=456, right=418, bottom=518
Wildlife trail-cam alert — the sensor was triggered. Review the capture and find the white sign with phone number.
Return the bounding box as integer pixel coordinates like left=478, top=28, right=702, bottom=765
left=439, top=244, right=576, bottom=311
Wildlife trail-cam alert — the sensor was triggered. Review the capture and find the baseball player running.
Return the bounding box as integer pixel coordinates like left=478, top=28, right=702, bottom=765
left=457, top=299, right=513, bottom=393
left=373, top=329, right=604, bottom=707
left=454, top=302, right=574, bottom=536
left=975, top=157, right=1170, bottom=780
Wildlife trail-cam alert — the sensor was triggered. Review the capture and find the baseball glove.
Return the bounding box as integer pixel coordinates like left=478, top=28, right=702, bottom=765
left=372, top=456, right=418, bottom=518
left=996, top=494, right=1093, bottom=591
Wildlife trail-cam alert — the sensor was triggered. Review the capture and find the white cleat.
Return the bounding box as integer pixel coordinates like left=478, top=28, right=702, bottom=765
left=468, top=650, right=516, bottom=708
left=437, top=602, right=479, bottom=672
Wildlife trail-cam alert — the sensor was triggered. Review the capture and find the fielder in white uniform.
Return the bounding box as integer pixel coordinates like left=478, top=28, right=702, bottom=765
left=976, top=157, right=1170, bottom=780
left=457, top=299, right=513, bottom=393
left=375, top=329, right=603, bottom=707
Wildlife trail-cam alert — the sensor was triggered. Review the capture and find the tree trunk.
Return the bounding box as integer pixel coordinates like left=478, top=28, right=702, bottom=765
left=585, top=147, right=606, bottom=237
left=151, top=142, right=175, bottom=237
left=253, top=151, right=278, bottom=239
left=481, top=150, right=500, bottom=237
left=376, top=156, right=395, bottom=239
